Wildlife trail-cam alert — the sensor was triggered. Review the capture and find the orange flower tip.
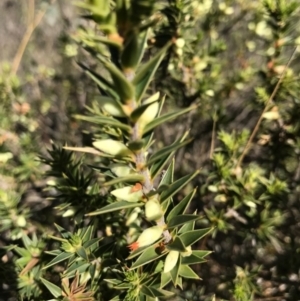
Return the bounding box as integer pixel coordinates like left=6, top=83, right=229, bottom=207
left=128, top=241, right=139, bottom=251
left=130, top=183, right=143, bottom=193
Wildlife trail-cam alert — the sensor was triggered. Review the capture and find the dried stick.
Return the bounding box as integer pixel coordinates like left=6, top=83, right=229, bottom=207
left=236, top=46, right=298, bottom=168
left=11, top=0, right=56, bottom=76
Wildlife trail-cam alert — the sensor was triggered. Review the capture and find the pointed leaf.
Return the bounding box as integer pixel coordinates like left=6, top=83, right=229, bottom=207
left=127, top=139, right=145, bottom=151
left=180, top=228, right=212, bottom=247
left=63, top=146, right=101, bottom=155
left=181, top=250, right=211, bottom=265
left=178, top=218, right=195, bottom=234
left=78, top=63, right=119, bottom=99
left=160, top=170, right=200, bottom=203
left=159, top=158, right=174, bottom=187
left=83, top=237, right=102, bottom=249
left=76, top=247, right=88, bottom=261
left=93, top=139, right=132, bottom=157
left=98, top=58, right=135, bottom=104
left=43, top=252, right=73, bottom=270
left=130, top=92, right=160, bottom=122
left=86, top=201, right=144, bottom=216
left=143, top=105, right=197, bottom=135
left=40, top=278, right=62, bottom=298
left=78, top=225, right=94, bottom=243
left=111, top=186, right=143, bottom=202
left=110, top=164, right=132, bottom=177
left=54, top=224, right=71, bottom=239
left=133, top=41, right=172, bottom=103
left=130, top=245, right=167, bottom=269
left=103, top=174, right=145, bottom=186
left=167, top=214, right=201, bottom=229
left=121, top=30, right=147, bottom=71
left=141, top=286, right=155, bottom=298
left=150, top=126, right=188, bottom=178
left=97, top=96, right=127, bottom=117
left=74, top=115, right=131, bottom=132
left=141, top=286, right=175, bottom=299
left=192, top=250, right=212, bottom=258
left=64, top=262, right=91, bottom=277
left=167, top=189, right=196, bottom=222
left=166, top=236, right=186, bottom=252
left=170, top=255, right=181, bottom=286
left=164, top=250, right=179, bottom=273
left=147, top=138, right=192, bottom=166
left=161, top=271, right=172, bottom=288
left=179, top=265, right=201, bottom=280
left=127, top=244, right=156, bottom=260
left=181, top=255, right=206, bottom=265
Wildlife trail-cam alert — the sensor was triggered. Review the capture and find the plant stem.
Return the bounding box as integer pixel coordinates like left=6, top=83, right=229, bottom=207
left=125, top=70, right=172, bottom=243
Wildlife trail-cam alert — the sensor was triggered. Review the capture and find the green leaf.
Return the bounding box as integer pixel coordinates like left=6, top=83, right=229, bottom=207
left=54, top=224, right=71, bottom=239
left=133, top=41, right=172, bottom=102
left=98, top=57, right=135, bottom=104
left=76, top=247, right=88, bottom=261
left=74, top=115, right=131, bottom=132
left=161, top=271, right=172, bottom=288
left=121, top=31, right=144, bottom=71
left=159, top=158, right=175, bottom=187
left=63, top=146, right=101, bottom=155
left=178, top=217, right=196, bottom=234
left=167, top=214, right=202, bottom=229
left=130, top=245, right=167, bottom=269
left=103, top=174, right=145, bottom=186
left=93, top=139, right=132, bottom=157
left=166, top=237, right=186, bottom=252
left=160, top=170, right=200, bottom=203
left=127, top=244, right=156, bottom=260
left=192, top=250, right=212, bottom=258
left=179, top=228, right=212, bottom=247
left=64, top=262, right=91, bottom=278
left=143, top=105, right=197, bottom=135
left=97, top=96, right=127, bottom=117
left=141, top=286, right=155, bottom=298
left=78, top=63, right=119, bottom=100
left=130, top=92, right=160, bottom=122
left=127, top=140, right=145, bottom=151
left=147, top=138, right=192, bottom=166
left=79, top=225, right=95, bottom=243
left=111, top=186, right=143, bottom=202
left=86, top=201, right=144, bottom=216
left=167, top=189, right=196, bottom=222
left=44, top=250, right=61, bottom=256
left=181, top=250, right=211, bottom=265
left=43, top=252, right=73, bottom=270
left=150, top=157, right=173, bottom=182
left=170, top=255, right=181, bottom=286
left=179, top=265, right=200, bottom=280
left=92, top=35, right=122, bottom=49
left=141, top=286, right=175, bottom=299
left=40, top=277, right=62, bottom=298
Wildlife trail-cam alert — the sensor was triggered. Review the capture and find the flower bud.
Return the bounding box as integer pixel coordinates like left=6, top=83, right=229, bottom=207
left=164, top=250, right=179, bottom=273
left=145, top=196, right=163, bottom=221
left=111, top=186, right=143, bottom=202
left=181, top=245, right=192, bottom=257
left=128, top=226, right=164, bottom=251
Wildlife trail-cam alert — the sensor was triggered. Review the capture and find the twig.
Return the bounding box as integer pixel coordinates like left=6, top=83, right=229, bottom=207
left=236, top=46, right=298, bottom=168
left=11, top=0, right=56, bottom=76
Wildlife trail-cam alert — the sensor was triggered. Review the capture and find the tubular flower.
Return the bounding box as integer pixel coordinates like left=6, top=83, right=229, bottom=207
left=164, top=250, right=179, bottom=273
left=128, top=226, right=164, bottom=251
left=145, top=196, right=163, bottom=221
